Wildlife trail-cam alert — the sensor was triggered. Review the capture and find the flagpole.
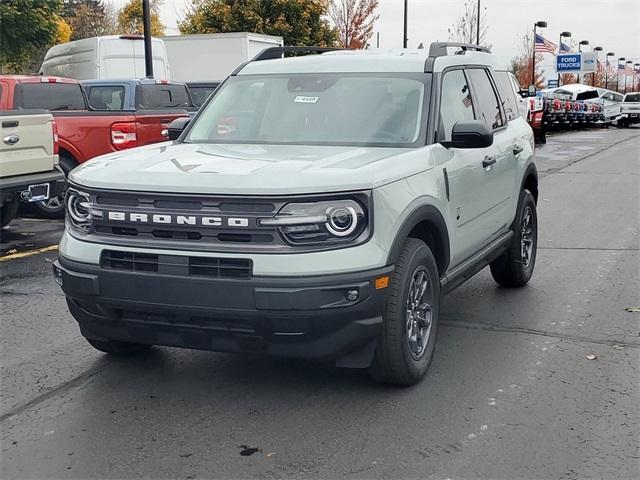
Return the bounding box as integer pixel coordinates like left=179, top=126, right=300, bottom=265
left=557, top=32, right=571, bottom=87
left=532, top=21, right=547, bottom=87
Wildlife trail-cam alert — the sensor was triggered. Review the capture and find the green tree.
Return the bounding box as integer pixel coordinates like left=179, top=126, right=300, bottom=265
left=62, top=0, right=118, bottom=40
left=0, top=0, right=63, bottom=72
left=180, top=0, right=338, bottom=47
left=118, top=0, right=165, bottom=37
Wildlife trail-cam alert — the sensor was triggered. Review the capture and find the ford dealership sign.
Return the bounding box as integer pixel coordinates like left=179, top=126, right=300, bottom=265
left=556, top=53, right=597, bottom=73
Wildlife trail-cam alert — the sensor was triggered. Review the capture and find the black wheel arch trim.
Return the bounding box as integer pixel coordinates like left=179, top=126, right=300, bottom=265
left=386, top=205, right=450, bottom=274
left=520, top=162, right=539, bottom=199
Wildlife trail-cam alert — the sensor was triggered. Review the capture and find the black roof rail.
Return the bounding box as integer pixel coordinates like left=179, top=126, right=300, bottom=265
left=251, top=46, right=345, bottom=61
left=428, top=42, right=491, bottom=57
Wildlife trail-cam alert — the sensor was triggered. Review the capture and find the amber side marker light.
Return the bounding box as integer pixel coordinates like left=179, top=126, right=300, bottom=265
left=375, top=275, right=389, bottom=290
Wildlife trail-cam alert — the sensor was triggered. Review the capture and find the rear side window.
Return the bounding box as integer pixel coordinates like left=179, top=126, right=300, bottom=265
left=438, top=69, right=475, bottom=141
left=624, top=93, right=640, bottom=102
left=16, top=83, right=85, bottom=110
left=466, top=69, right=505, bottom=130
left=138, top=84, right=190, bottom=109
left=87, top=86, right=126, bottom=110
left=493, top=71, right=519, bottom=121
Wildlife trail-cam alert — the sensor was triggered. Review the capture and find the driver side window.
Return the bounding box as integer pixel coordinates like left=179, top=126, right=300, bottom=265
left=439, top=69, right=475, bottom=141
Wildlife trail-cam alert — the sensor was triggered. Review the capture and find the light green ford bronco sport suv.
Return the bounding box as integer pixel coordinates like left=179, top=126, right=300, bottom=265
left=54, top=43, right=538, bottom=385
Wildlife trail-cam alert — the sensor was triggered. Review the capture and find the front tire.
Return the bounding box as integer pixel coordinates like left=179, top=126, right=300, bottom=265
left=86, top=338, right=152, bottom=355
left=490, top=189, right=538, bottom=287
left=369, top=238, right=440, bottom=386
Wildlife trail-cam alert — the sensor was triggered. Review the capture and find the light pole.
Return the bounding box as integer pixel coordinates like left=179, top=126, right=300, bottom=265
left=403, top=0, right=408, bottom=48
left=592, top=46, right=603, bottom=86
left=578, top=40, right=589, bottom=83
left=142, top=0, right=153, bottom=78
left=476, top=0, right=481, bottom=45
left=625, top=61, right=633, bottom=94
left=557, top=31, right=571, bottom=86
left=605, top=52, right=615, bottom=89
left=531, top=20, right=547, bottom=87
left=617, top=57, right=625, bottom=92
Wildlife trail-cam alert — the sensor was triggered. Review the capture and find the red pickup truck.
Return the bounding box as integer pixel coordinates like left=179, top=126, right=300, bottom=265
left=0, top=75, right=189, bottom=217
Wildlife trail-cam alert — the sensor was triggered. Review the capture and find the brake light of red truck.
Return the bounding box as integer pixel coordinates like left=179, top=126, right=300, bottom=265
left=111, top=122, right=138, bottom=150
left=52, top=120, right=59, bottom=155
left=40, top=77, right=59, bottom=83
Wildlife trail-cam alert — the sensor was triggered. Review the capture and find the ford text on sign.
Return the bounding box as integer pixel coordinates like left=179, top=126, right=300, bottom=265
left=557, top=54, right=582, bottom=72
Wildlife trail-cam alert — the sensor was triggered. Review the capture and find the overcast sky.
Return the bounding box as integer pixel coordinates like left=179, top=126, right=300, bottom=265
left=111, top=0, right=640, bottom=67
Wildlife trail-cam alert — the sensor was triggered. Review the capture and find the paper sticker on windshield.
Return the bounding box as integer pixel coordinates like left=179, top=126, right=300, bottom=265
left=294, top=95, right=319, bottom=104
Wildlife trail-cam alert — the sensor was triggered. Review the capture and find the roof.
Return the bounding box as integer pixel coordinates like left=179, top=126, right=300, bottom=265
left=80, top=78, right=187, bottom=86
left=238, top=47, right=505, bottom=75
left=0, top=75, right=79, bottom=84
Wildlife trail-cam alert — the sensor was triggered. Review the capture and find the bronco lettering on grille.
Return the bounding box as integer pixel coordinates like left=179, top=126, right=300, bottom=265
left=106, top=211, right=250, bottom=228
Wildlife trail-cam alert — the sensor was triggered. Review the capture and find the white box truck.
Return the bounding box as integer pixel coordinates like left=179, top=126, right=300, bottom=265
left=162, top=32, right=283, bottom=82
left=39, top=35, right=171, bottom=81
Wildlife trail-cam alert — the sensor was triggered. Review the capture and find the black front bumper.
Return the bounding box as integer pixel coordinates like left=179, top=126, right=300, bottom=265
left=54, top=256, right=392, bottom=365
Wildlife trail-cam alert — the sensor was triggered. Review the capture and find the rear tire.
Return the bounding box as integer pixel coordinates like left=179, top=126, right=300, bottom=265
left=27, top=154, right=75, bottom=219
left=86, top=338, right=152, bottom=355
left=369, top=238, right=440, bottom=386
left=490, top=189, right=537, bottom=287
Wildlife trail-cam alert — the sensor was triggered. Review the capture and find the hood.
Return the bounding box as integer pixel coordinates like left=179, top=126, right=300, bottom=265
left=70, top=142, right=429, bottom=195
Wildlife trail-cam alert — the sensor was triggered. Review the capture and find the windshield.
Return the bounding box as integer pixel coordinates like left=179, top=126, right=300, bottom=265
left=185, top=74, right=429, bottom=147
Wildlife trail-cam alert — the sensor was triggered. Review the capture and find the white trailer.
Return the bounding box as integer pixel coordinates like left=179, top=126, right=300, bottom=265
left=162, top=32, right=284, bottom=82
left=39, top=35, right=171, bottom=81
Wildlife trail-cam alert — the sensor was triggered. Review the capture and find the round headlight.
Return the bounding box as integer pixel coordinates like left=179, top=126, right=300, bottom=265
left=326, top=206, right=358, bottom=237
left=66, top=189, right=92, bottom=226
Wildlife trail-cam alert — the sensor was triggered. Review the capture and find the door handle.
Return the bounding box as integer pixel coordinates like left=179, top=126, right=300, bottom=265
left=482, top=156, right=496, bottom=169
left=513, top=144, right=524, bottom=155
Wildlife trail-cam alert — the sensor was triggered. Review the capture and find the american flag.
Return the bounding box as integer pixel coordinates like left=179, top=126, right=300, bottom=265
left=559, top=41, right=572, bottom=53
left=535, top=34, right=557, bottom=54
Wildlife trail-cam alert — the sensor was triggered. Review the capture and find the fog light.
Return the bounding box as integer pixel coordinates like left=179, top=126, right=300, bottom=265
left=345, top=289, right=359, bottom=302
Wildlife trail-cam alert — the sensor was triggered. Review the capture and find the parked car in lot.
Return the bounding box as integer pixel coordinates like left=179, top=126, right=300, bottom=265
left=39, top=35, right=171, bottom=81
left=618, top=92, right=640, bottom=127
left=186, top=82, right=220, bottom=108
left=0, top=75, right=190, bottom=217
left=596, top=88, right=623, bottom=125
left=0, top=110, right=65, bottom=227
left=82, top=78, right=196, bottom=114
left=54, top=44, right=538, bottom=386
left=162, top=32, right=283, bottom=82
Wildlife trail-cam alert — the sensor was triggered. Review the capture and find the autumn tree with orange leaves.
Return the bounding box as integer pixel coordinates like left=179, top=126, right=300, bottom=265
left=329, top=0, right=379, bottom=49
left=509, top=32, right=545, bottom=89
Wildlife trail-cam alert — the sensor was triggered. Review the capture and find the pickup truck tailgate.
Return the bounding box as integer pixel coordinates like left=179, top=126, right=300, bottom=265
left=1, top=110, right=56, bottom=178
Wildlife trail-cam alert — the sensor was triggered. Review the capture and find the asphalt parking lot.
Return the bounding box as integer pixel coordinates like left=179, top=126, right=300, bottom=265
left=1, top=126, right=639, bottom=479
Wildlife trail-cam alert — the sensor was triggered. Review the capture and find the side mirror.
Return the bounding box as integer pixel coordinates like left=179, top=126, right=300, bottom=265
left=441, top=121, right=494, bottom=149
left=168, top=117, right=191, bottom=141
left=528, top=85, right=536, bottom=96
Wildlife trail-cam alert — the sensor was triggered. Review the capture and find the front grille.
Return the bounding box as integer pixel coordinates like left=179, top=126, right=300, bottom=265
left=102, top=251, right=158, bottom=272
left=101, top=250, right=252, bottom=279
left=89, top=190, right=285, bottom=251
